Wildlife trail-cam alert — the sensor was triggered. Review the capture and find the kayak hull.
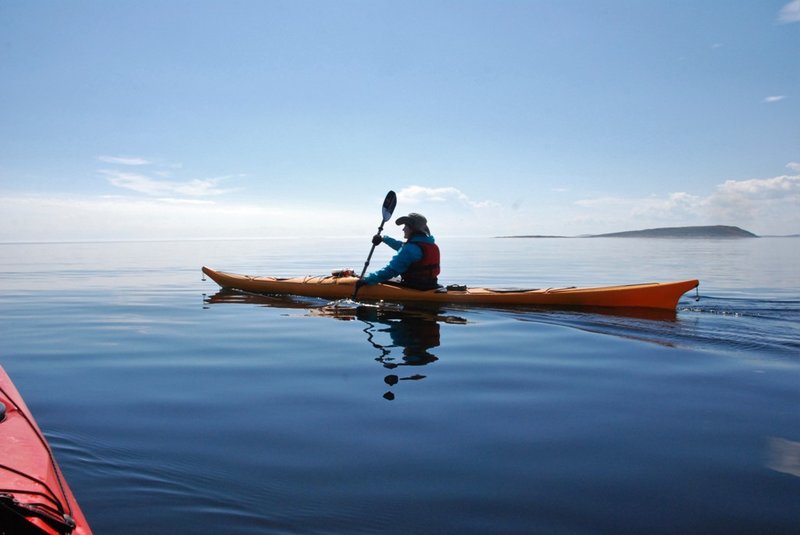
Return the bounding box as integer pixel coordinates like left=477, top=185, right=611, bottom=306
left=202, top=266, right=699, bottom=311
left=0, top=366, right=92, bottom=535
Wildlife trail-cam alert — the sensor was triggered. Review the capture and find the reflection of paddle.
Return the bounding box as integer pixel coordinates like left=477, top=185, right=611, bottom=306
left=353, top=190, right=397, bottom=300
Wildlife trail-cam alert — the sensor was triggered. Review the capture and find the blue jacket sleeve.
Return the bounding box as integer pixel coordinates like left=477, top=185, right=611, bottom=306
left=363, top=241, right=422, bottom=285
left=383, top=236, right=403, bottom=251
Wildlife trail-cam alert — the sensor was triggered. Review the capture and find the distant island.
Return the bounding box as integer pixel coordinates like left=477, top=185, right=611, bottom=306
left=591, top=225, right=758, bottom=238
left=498, top=225, right=759, bottom=239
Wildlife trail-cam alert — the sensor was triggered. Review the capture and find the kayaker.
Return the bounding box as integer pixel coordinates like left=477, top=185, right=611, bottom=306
left=358, top=212, right=441, bottom=290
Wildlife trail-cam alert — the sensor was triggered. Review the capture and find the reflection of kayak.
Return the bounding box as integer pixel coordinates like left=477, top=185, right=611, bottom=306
left=202, top=266, right=699, bottom=311
left=0, top=366, right=92, bottom=535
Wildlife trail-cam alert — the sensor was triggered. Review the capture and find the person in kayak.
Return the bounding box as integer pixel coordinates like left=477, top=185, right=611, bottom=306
left=359, top=212, right=441, bottom=290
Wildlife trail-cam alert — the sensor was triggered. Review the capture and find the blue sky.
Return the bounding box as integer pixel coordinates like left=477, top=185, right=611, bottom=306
left=1, top=0, right=798, bottom=241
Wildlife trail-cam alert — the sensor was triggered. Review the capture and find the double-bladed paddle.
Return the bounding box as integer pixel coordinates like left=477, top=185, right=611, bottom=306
left=353, top=190, right=397, bottom=299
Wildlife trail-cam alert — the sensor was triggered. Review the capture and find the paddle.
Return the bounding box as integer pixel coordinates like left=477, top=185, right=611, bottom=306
left=353, top=190, right=397, bottom=299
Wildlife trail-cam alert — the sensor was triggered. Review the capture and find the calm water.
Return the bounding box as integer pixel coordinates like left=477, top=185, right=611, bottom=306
left=1, top=237, right=798, bottom=533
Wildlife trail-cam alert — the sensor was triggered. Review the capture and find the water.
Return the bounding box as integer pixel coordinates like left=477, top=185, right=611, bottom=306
left=1, top=237, right=798, bottom=533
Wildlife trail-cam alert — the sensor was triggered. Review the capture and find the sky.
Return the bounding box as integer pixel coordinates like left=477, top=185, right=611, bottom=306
left=1, top=0, right=798, bottom=241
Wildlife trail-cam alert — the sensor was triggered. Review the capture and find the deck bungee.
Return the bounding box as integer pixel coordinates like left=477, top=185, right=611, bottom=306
left=0, top=366, right=92, bottom=535
left=202, top=266, right=699, bottom=311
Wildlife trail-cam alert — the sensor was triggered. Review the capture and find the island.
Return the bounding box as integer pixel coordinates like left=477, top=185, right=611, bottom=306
left=590, top=225, right=757, bottom=238
left=498, top=225, right=759, bottom=239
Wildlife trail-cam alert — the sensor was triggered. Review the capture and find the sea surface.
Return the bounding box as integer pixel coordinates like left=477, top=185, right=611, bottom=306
left=1, top=236, right=798, bottom=534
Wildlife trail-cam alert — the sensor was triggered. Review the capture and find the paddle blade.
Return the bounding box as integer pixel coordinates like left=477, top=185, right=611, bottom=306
left=382, top=190, right=397, bottom=222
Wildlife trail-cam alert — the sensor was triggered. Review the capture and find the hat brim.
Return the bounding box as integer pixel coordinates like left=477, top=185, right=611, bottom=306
left=396, top=218, right=430, bottom=236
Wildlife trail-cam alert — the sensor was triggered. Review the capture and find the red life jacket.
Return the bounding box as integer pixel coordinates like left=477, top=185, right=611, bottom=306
left=401, top=241, right=440, bottom=289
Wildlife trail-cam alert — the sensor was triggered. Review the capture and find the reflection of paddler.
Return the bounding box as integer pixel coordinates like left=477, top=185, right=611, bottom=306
left=356, top=306, right=449, bottom=400
left=356, top=307, right=440, bottom=367
left=388, top=315, right=440, bottom=366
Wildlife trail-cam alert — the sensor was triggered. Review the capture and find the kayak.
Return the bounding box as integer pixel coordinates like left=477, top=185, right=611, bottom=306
left=0, top=366, right=92, bottom=535
left=202, top=266, right=699, bottom=311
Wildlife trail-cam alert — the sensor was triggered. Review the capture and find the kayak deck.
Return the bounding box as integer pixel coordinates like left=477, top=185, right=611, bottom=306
left=0, top=366, right=92, bottom=535
left=202, top=266, right=699, bottom=311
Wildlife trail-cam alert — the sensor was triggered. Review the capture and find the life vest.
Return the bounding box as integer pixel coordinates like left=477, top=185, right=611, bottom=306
left=401, top=241, right=440, bottom=290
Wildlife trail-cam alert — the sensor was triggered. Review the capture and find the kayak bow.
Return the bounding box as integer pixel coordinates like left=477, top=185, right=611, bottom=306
left=202, top=266, right=698, bottom=311
left=0, top=366, right=92, bottom=535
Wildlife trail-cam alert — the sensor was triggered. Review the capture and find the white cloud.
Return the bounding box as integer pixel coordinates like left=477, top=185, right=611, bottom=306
left=707, top=174, right=800, bottom=223
left=713, top=174, right=799, bottom=198
left=763, top=96, right=786, bottom=103
left=574, top=192, right=705, bottom=225
left=786, top=162, right=800, bottom=172
left=571, top=171, right=800, bottom=235
left=778, top=0, right=800, bottom=23
left=97, top=155, right=152, bottom=165
left=397, top=185, right=498, bottom=208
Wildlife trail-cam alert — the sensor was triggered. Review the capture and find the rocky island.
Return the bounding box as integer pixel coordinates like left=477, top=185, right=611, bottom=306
left=498, top=225, right=759, bottom=239
left=590, top=225, right=758, bottom=238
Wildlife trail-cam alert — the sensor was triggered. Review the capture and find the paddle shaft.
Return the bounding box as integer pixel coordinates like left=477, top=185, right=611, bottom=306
left=359, top=222, right=385, bottom=278
left=353, top=220, right=386, bottom=299
left=353, top=191, right=397, bottom=300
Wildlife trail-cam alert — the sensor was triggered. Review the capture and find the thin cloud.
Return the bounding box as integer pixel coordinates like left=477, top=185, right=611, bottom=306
left=101, top=169, right=237, bottom=197
left=398, top=185, right=498, bottom=208
left=98, top=156, right=240, bottom=198
left=763, top=96, right=786, bottom=103
left=778, top=0, right=800, bottom=23
left=0, top=193, right=357, bottom=241
left=97, top=155, right=152, bottom=165
left=156, top=198, right=217, bottom=205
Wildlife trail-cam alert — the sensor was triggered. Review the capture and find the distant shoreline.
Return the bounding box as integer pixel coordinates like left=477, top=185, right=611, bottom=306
left=497, top=225, right=772, bottom=239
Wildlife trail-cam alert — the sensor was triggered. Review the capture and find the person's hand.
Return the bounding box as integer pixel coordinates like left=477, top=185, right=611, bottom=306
left=372, top=234, right=383, bottom=246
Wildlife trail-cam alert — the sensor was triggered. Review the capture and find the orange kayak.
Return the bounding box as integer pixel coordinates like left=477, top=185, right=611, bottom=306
left=202, top=266, right=699, bottom=311
left=0, top=366, right=92, bottom=535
